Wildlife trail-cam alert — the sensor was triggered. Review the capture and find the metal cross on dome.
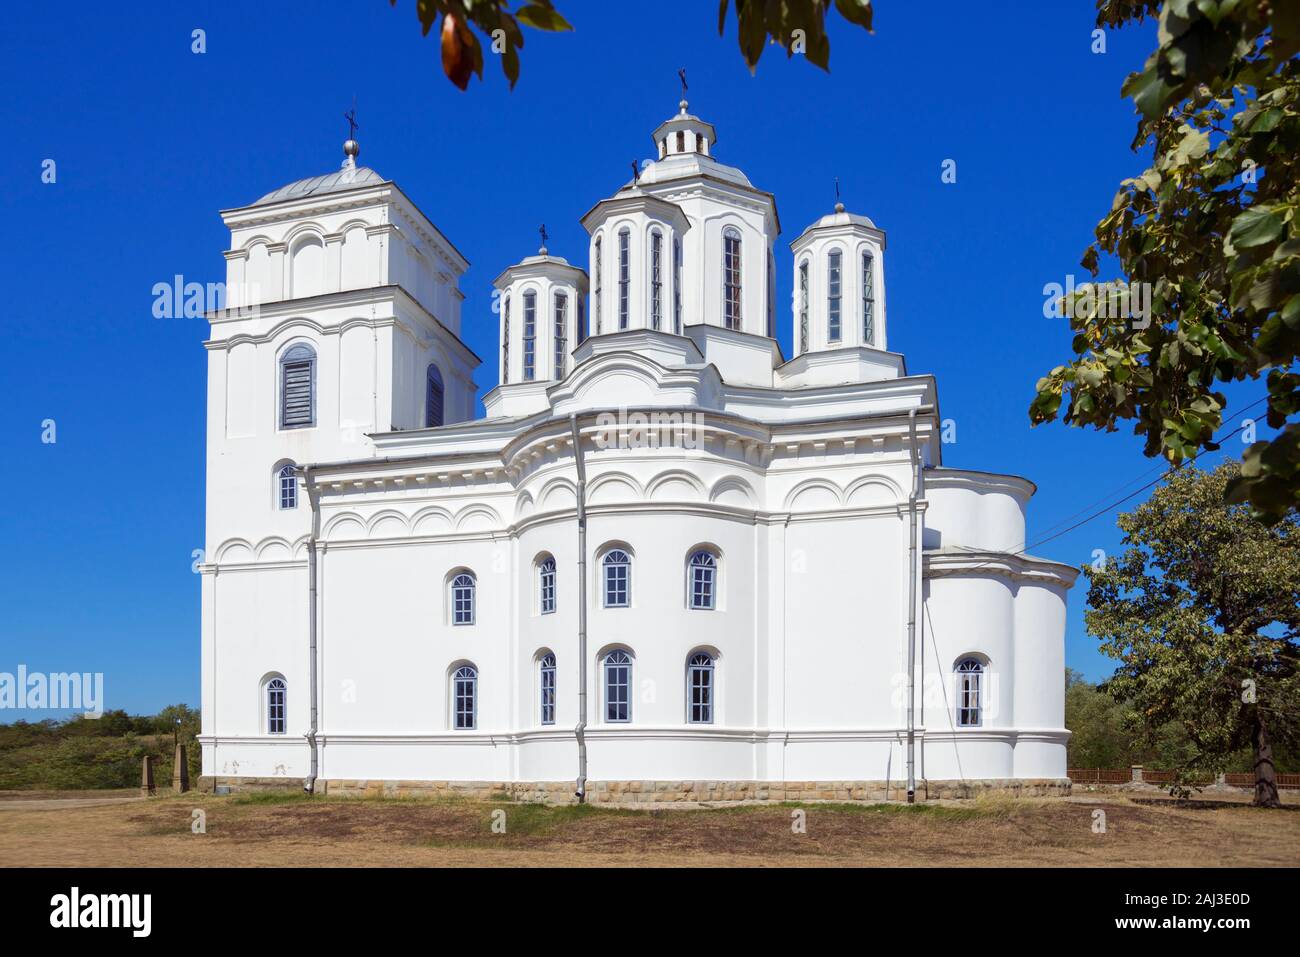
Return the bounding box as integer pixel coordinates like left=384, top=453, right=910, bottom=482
left=678, top=68, right=688, bottom=98
left=539, top=223, right=548, bottom=247
left=343, top=103, right=359, bottom=140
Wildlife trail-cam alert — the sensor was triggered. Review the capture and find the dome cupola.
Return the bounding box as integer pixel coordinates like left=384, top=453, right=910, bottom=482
left=493, top=232, right=588, bottom=385
left=789, top=201, right=887, bottom=357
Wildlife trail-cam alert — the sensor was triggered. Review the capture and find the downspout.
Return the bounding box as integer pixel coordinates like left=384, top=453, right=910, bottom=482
left=569, top=414, right=589, bottom=802
left=906, top=409, right=920, bottom=804
left=301, top=465, right=321, bottom=794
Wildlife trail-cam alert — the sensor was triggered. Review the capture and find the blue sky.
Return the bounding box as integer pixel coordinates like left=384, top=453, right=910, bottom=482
left=1, top=1, right=1273, bottom=719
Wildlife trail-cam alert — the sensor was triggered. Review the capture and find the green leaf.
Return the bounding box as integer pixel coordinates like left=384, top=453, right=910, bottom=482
left=515, top=3, right=573, bottom=32
left=1228, top=206, right=1284, bottom=249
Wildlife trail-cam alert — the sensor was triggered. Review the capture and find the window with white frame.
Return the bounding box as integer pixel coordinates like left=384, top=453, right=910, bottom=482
left=862, top=250, right=876, bottom=346
left=277, top=464, right=297, bottom=510
left=453, top=665, right=477, bottom=729
left=539, top=652, right=556, bottom=725
left=523, top=291, right=537, bottom=381
left=279, top=343, right=316, bottom=429
left=265, top=676, right=286, bottom=735
left=602, top=549, right=630, bottom=608
left=956, top=658, right=983, bottom=727
left=650, top=229, right=663, bottom=330
left=673, top=237, right=683, bottom=334
left=554, top=292, right=568, bottom=377
left=502, top=294, right=511, bottom=384
left=617, top=228, right=630, bottom=329
left=451, top=572, right=476, bottom=625
left=687, top=550, right=717, bottom=610
left=538, top=556, right=556, bottom=614
left=603, top=649, right=631, bottom=722
left=687, top=652, right=714, bottom=724
left=827, top=249, right=842, bottom=343
left=723, top=227, right=742, bottom=329
left=593, top=237, right=603, bottom=335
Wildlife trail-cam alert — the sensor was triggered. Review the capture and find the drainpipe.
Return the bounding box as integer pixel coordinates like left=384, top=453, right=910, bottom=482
left=301, top=465, right=321, bottom=794
left=569, top=415, right=589, bottom=802
left=906, top=409, right=920, bottom=804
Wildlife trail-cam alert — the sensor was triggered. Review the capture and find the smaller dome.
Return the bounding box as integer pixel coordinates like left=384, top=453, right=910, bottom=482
left=251, top=165, right=385, bottom=207
left=810, top=207, right=876, bottom=231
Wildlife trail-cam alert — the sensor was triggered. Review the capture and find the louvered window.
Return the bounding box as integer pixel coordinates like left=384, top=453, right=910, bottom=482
left=279, top=344, right=316, bottom=429
left=426, top=364, right=444, bottom=427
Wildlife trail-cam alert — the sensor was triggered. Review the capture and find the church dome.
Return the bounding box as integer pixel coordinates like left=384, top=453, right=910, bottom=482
left=796, top=203, right=877, bottom=239
left=250, top=138, right=385, bottom=207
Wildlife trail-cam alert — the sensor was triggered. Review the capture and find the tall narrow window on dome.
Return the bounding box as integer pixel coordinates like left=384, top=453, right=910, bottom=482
left=538, top=556, right=556, bottom=615
left=577, top=298, right=587, bottom=343
left=617, top=229, right=630, bottom=330
left=650, top=230, right=663, bottom=330
left=453, top=665, right=477, bottom=730
left=687, top=653, right=714, bottom=724
left=265, top=676, right=286, bottom=735
left=723, top=228, right=742, bottom=329
left=676, top=130, right=685, bottom=153
left=766, top=250, right=775, bottom=338
left=539, top=653, right=556, bottom=725
left=687, top=550, right=717, bottom=610
left=451, top=572, right=476, bottom=626
left=279, top=343, right=316, bottom=429
left=602, top=549, right=631, bottom=608
left=426, top=364, right=444, bottom=427
left=827, top=249, right=842, bottom=343
left=278, top=464, right=298, bottom=510
left=956, top=658, right=984, bottom=727
left=673, top=238, right=683, bottom=334
left=522, top=291, right=537, bottom=381
left=604, top=650, right=632, bottom=723
left=593, top=237, right=603, bottom=335
left=502, top=295, right=511, bottom=384
left=862, top=250, right=876, bottom=346
left=798, top=261, right=810, bottom=354
left=554, top=292, right=568, bottom=377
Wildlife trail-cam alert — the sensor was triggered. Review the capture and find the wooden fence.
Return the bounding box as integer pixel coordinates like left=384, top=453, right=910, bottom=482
left=1069, top=768, right=1300, bottom=789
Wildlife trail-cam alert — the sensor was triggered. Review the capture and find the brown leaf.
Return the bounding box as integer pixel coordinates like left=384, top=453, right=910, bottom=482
left=441, top=12, right=474, bottom=90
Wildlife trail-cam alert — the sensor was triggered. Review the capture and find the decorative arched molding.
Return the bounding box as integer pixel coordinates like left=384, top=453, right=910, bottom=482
left=322, top=513, right=367, bottom=541
left=455, top=504, right=502, bottom=532
left=215, top=538, right=255, bottom=563
left=255, top=537, right=293, bottom=561
left=410, top=506, right=454, bottom=536
left=515, top=490, right=536, bottom=520
left=843, top=474, right=903, bottom=508
left=537, top=477, right=577, bottom=513
left=646, top=469, right=705, bottom=502
left=237, top=234, right=276, bottom=252
left=587, top=472, right=644, bottom=505
left=367, top=509, right=410, bottom=539
left=709, top=475, right=757, bottom=508
left=783, top=478, right=843, bottom=511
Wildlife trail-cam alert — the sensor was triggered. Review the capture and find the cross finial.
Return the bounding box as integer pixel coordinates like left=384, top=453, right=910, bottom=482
left=834, top=177, right=845, bottom=213
left=538, top=223, right=549, bottom=254
left=678, top=68, right=688, bottom=98
left=344, top=98, right=359, bottom=141
left=630, top=160, right=640, bottom=184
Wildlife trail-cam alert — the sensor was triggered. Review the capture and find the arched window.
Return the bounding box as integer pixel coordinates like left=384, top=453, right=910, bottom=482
left=538, top=556, right=557, bottom=615
left=277, top=463, right=298, bottom=510
left=766, top=250, right=775, bottom=339
left=539, top=653, right=556, bottom=725
left=453, top=665, right=477, bottom=730
left=676, top=130, right=685, bottom=153
left=577, top=298, right=587, bottom=343
left=502, top=294, right=511, bottom=384
left=603, top=650, right=632, bottom=722
left=687, top=550, right=717, bottom=610
left=827, top=249, right=842, bottom=343
left=426, top=364, right=445, bottom=427
left=602, top=549, right=631, bottom=608
left=617, top=228, right=630, bottom=330
left=687, top=652, right=714, bottom=724
left=956, top=658, right=983, bottom=727
left=451, top=572, right=476, bottom=626
left=522, top=291, right=537, bottom=381
left=649, top=229, right=663, bottom=330
left=798, top=260, right=810, bottom=353
left=673, top=237, right=683, bottom=334
left=593, top=237, right=603, bottom=335
left=862, top=250, right=876, bottom=346
left=554, top=292, right=568, bottom=377
left=723, top=227, right=742, bottom=329
left=279, top=343, right=316, bottom=429
left=265, top=676, right=286, bottom=735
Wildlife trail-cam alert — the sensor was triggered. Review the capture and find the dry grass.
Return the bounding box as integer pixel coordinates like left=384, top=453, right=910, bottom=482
left=1, top=790, right=1297, bottom=867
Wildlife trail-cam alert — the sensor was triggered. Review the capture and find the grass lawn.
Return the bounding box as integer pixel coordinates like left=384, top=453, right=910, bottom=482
left=1, top=789, right=1296, bottom=867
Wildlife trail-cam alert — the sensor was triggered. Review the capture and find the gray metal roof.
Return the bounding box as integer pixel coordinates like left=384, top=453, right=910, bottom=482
left=252, top=165, right=385, bottom=207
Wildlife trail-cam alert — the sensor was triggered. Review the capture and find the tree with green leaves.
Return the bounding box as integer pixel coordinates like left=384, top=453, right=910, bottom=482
left=1084, top=461, right=1299, bottom=806
left=387, top=0, right=874, bottom=90
left=1030, top=0, right=1300, bottom=524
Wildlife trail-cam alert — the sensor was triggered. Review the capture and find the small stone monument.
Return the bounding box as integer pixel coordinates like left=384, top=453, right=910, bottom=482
left=172, top=742, right=190, bottom=793
left=141, top=755, right=156, bottom=796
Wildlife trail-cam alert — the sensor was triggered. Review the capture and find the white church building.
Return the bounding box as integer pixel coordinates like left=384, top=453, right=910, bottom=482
left=198, top=99, right=1078, bottom=802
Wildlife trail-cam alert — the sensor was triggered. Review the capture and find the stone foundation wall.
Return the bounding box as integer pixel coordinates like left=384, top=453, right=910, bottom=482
left=199, top=776, right=1071, bottom=803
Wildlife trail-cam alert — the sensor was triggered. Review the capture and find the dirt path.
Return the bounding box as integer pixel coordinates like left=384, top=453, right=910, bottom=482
left=2, top=790, right=1296, bottom=867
